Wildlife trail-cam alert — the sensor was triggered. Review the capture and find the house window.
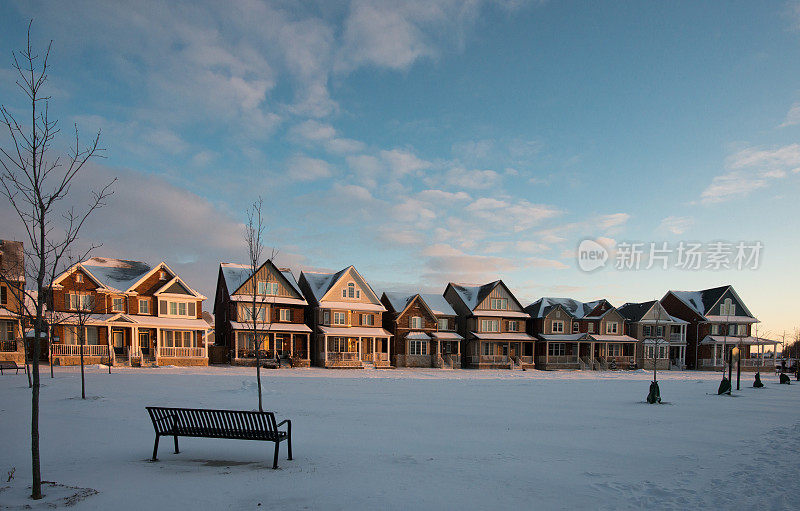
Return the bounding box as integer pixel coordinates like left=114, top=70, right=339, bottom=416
left=410, top=316, right=423, bottom=329
left=279, top=309, right=291, bottom=322
left=552, top=321, right=564, bottom=333
left=482, top=342, right=492, bottom=356
left=490, top=298, right=508, bottom=310
left=572, top=322, right=579, bottom=333
left=258, top=281, right=279, bottom=295
left=644, top=325, right=652, bottom=337
left=548, top=343, right=566, bottom=356
left=480, top=319, right=499, bottom=332
left=75, top=273, right=84, bottom=283
left=159, top=270, right=167, bottom=280
left=587, top=323, right=595, bottom=333
left=68, top=293, right=93, bottom=311
left=608, top=344, right=621, bottom=357
left=606, top=322, right=618, bottom=334
left=323, top=310, right=330, bottom=325
left=555, top=310, right=561, bottom=318
left=0, top=285, right=6, bottom=305
left=241, top=305, right=265, bottom=322
left=163, top=330, right=195, bottom=348
left=720, top=298, right=736, bottom=316
left=63, top=326, right=99, bottom=345
left=438, top=318, right=449, bottom=330
left=409, top=339, right=427, bottom=355
left=112, top=297, right=125, bottom=312
left=169, top=302, right=177, bottom=315
left=658, top=346, right=667, bottom=359
left=178, top=302, right=187, bottom=316
left=342, top=283, right=360, bottom=299
left=508, top=321, right=519, bottom=332
left=362, top=314, right=374, bottom=326
left=656, top=326, right=664, bottom=337
left=333, top=312, right=347, bottom=325
left=711, top=324, right=720, bottom=335
left=139, top=299, right=149, bottom=314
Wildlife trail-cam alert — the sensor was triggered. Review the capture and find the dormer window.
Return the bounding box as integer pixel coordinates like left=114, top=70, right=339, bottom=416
left=75, top=273, right=84, bottom=283
left=720, top=298, right=736, bottom=316
left=159, top=270, right=167, bottom=280
left=258, top=281, right=279, bottom=295
left=490, top=298, right=508, bottom=310
left=112, top=297, right=125, bottom=312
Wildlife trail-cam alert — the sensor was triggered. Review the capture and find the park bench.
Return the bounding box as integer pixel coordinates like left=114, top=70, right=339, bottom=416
left=145, top=406, right=292, bottom=469
left=0, top=361, right=24, bottom=375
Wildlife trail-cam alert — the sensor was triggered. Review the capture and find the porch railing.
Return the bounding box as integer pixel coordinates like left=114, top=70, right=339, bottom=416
left=469, top=355, right=510, bottom=365
left=546, top=355, right=579, bottom=364
left=327, top=352, right=359, bottom=361
left=518, top=355, right=534, bottom=364
left=158, top=347, right=206, bottom=358
left=670, top=333, right=684, bottom=342
left=51, top=344, right=109, bottom=357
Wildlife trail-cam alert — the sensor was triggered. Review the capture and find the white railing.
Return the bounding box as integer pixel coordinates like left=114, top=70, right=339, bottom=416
left=518, top=356, right=534, bottom=364
left=51, top=344, right=109, bottom=357
left=670, top=334, right=684, bottom=342
left=158, top=347, right=206, bottom=358
left=327, top=352, right=359, bottom=361
left=469, top=355, right=510, bottom=365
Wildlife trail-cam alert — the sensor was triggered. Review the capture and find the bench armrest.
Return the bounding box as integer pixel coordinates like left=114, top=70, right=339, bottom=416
left=277, top=419, right=291, bottom=428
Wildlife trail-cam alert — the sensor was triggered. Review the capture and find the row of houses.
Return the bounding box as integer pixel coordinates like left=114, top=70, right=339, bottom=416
left=0, top=239, right=778, bottom=371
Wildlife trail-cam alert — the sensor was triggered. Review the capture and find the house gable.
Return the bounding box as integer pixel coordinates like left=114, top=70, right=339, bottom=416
left=160, top=279, right=194, bottom=296
left=639, top=301, right=671, bottom=323
left=321, top=266, right=380, bottom=305
left=585, top=299, right=613, bottom=318
left=132, top=263, right=176, bottom=296
left=706, top=287, right=754, bottom=318
left=474, top=281, right=524, bottom=312
left=230, top=260, right=303, bottom=300
left=397, top=295, right=438, bottom=324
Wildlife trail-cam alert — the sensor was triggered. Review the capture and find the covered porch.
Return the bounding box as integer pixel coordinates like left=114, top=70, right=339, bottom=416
left=0, top=310, right=24, bottom=364
left=431, top=331, right=463, bottom=368
left=318, top=326, right=392, bottom=368
left=467, top=332, right=535, bottom=369
left=698, top=336, right=779, bottom=372
left=105, top=314, right=210, bottom=366
left=231, top=321, right=312, bottom=367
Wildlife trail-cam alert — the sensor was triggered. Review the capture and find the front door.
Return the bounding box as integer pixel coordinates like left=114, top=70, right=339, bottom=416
left=139, top=332, right=150, bottom=355
left=112, top=330, right=124, bottom=355
left=501, top=344, right=508, bottom=357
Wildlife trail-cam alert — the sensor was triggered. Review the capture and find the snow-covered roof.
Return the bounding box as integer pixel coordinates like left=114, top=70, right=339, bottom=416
left=471, top=332, right=536, bottom=341
left=668, top=286, right=735, bottom=316
left=448, top=281, right=500, bottom=310
left=301, top=270, right=345, bottom=303
left=700, top=335, right=779, bottom=346
left=300, top=266, right=382, bottom=307
left=220, top=261, right=304, bottom=299
left=538, top=333, right=587, bottom=342
left=81, top=257, right=153, bottom=293
left=230, top=322, right=312, bottom=333
left=406, top=331, right=431, bottom=340
left=318, top=326, right=391, bottom=337
left=431, top=331, right=463, bottom=340
left=526, top=297, right=609, bottom=319
left=382, top=292, right=457, bottom=317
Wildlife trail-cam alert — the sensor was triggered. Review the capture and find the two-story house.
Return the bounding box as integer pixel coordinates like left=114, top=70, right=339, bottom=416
left=661, top=285, right=778, bottom=371
left=47, top=257, right=210, bottom=366
left=0, top=240, right=25, bottom=364
left=381, top=292, right=463, bottom=368
left=618, top=300, right=687, bottom=370
left=214, top=261, right=312, bottom=366
left=298, top=266, right=391, bottom=368
left=526, top=297, right=638, bottom=370
left=444, top=281, right=534, bottom=369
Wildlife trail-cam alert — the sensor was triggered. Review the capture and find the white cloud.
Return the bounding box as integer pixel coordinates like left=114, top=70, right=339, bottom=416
left=779, top=102, right=800, bottom=128
left=416, top=189, right=471, bottom=202
left=290, top=120, right=366, bottom=154
left=286, top=154, right=333, bottom=182
left=597, top=213, right=630, bottom=232
left=658, top=216, right=694, bottom=235
left=380, top=148, right=431, bottom=176
left=701, top=143, right=800, bottom=203
left=443, top=166, right=501, bottom=189
left=465, top=198, right=561, bottom=232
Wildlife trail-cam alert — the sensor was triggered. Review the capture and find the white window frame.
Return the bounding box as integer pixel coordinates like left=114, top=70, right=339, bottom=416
left=552, top=320, right=564, bottom=334
left=279, top=309, right=291, bottom=322
left=139, top=299, right=149, bottom=314
left=112, top=296, right=125, bottom=313
left=333, top=312, right=347, bottom=325
left=409, top=339, right=427, bottom=355
left=410, top=316, right=423, bottom=329
left=587, top=323, right=595, bottom=333
left=606, top=322, right=618, bottom=334
left=438, top=318, right=449, bottom=330
left=75, top=273, right=84, bottom=283
left=572, top=322, right=579, bottom=333
left=480, top=319, right=499, bottom=332
left=362, top=314, right=374, bottom=326
left=548, top=343, right=566, bottom=357
left=490, top=298, right=508, bottom=310
left=508, top=320, right=519, bottom=332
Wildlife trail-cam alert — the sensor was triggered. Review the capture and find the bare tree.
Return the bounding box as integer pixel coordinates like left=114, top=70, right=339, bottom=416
left=245, top=198, right=267, bottom=412
left=0, top=22, right=114, bottom=500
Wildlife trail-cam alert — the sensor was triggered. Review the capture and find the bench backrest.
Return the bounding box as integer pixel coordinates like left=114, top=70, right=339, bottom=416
left=0, top=361, right=19, bottom=368
left=146, top=407, right=278, bottom=438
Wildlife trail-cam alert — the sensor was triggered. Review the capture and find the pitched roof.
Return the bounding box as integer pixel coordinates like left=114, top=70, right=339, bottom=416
left=447, top=281, right=501, bottom=310
left=525, top=297, right=608, bottom=319
left=383, top=292, right=457, bottom=317
left=301, top=269, right=347, bottom=303
left=668, top=286, right=730, bottom=316
left=80, top=257, right=152, bottom=293
left=219, top=261, right=303, bottom=297
left=0, top=240, right=25, bottom=281
left=617, top=301, right=657, bottom=322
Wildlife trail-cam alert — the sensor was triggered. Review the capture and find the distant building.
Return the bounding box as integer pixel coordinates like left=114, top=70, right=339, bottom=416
left=0, top=240, right=25, bottom=364
left=618, top=300, right=687, bottom=370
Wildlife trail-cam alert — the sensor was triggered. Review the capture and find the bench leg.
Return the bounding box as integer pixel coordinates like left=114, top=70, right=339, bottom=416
left=173, top=434, right=179, bottom=454
left=287, top=433, right=292, bottom=461
left=152, top=435, right=160, bottom=461
left=272, top=441, right=280, bottom=469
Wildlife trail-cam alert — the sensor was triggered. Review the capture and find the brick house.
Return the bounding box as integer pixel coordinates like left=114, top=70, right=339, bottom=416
left=617, top=300, right=688, bottom=370
left=47, top=257, right=210, bottom=366
left=526, top=298, right=638, bottom=370
left=298, top=266, right=391, bottom=368
left=660, top=285, right=777, bottom=371
left=213, top=261, right=312, bottom=367
left=444, top=281, right=535, bottom=369
left=381, top=292, right=462, bottom=368
left=0, top=240, right=25, bottom=364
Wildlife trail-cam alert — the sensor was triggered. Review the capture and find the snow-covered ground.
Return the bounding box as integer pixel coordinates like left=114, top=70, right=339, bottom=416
left=1, top=366, right=799, bottom=510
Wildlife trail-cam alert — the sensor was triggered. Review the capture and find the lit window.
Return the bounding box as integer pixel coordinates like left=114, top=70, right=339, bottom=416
left=75, top=273, right=84, bottom=283
left=159, top=270, right=167, bottom=280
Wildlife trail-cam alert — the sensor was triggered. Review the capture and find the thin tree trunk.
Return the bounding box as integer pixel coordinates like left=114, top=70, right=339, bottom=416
left=256, top=340, right=263, bottom=412
left=80, top=332, right=85, bottom=399
left=24, top=338, right=32, bottom=388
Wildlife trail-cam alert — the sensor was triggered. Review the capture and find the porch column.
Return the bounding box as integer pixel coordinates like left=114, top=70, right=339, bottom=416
left=132, top=326, right=139, bottom=361
left=712, top=343, right=717, bottom=367
left=323, top=335, right=328, bottom=365
left=358, top=337, right=363, bottom=361
left=234, top=332, right=238, bottom=362
left=290, top=334, right=295, bottom=358
left=155, top=328, right=161, bottom=363
left=590, top=342, right=595, bottom=369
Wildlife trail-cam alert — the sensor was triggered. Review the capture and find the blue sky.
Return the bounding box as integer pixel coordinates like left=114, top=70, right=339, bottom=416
left=1, top=1, right=799, bottom=339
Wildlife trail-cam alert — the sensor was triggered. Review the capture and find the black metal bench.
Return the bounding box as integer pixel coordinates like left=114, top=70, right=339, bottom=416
left=0, top=361, right=24, bottom=375
left=146, top=407, right=292, bottom=469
